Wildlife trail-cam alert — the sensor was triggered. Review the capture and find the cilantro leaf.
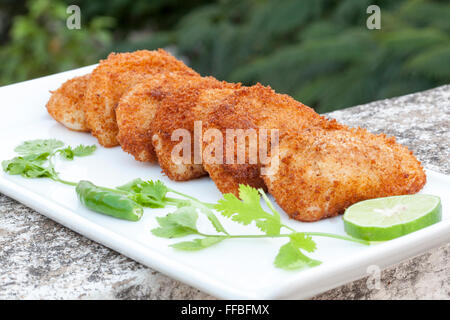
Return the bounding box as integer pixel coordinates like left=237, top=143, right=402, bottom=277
left=58, top=145, right=97, bottom=160
left=14, top=139, right=64, bottom=155
left=140, top=180, right=168, bottom=202
left=166, top=206, right=198, bottom=230
left=151, top=220, right=196, bottom=238
left=256, top=219, right=282, bottom=236
left=117, top=178, right=145, bottom=193
left=170, top=237, right=224, bottom=251
left=58, top=147, right=75, bottom=160
left=3, top=140, right=97, bottom=183
left=215, top=184, right=281, bottom=235
left=2, top=155, right=54, bottom=178
left=72, top=145, right=96, bottom=157
left=215, top=187, right=265, bottom=225
left=289, top=233, right=317, bottom=253
left=274, top=234, right=321, bottom=270
left=151, top=207, right=198, bottom=238
left=23, top=152, right=51, bottom=164
left=118, top=179, right=168, bottom=208
left=274, top=242, right=321, bottom=270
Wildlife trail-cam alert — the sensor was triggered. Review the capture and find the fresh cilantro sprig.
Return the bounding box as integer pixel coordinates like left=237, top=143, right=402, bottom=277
left=2, top=140, right=176, bottom=210
left=216, top=185, right=282, bottom=236
left=151, top=184, right=369, bottom=271
left=14, top=139, right=64, bottom=155
left=118, top=178, right=229, bottom=235
left=3, top=139, right=369, bottom=271
left=2, top=139, right=96, bottom=185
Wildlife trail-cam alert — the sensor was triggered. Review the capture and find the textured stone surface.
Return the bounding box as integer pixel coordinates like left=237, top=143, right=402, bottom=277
left=0, top=85, right=449, bottom=300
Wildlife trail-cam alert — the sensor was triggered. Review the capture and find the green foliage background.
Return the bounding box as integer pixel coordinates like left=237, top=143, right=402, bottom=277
left=0, top=0, right=449, bottom=112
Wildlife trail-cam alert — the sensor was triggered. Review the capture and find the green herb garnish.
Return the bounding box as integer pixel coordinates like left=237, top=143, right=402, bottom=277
left=2, top=139, right=95, bottom=184
left=149, top=184, right=368, bottom=270
left=3, top=139, right=369, bottom=271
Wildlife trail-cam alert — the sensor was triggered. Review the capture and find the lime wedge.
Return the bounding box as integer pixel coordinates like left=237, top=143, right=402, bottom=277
left=343, top=194, right=442, bottom=241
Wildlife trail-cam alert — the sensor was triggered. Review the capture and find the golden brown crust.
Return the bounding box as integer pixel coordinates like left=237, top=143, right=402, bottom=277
left=46, top=74, right=90, bottom=132
left=116, top=72, right=202, bottom=163
left=84, top=49, right=199, bottom=147
left=202, top=83, right=327, bottom=196
left=45, top=49, right=427, bottom=223
left=203, top=163, right=267, bottom=196
left=263, top=126, right=427, bottom=222
left=151, top=79, right=240, bottom=180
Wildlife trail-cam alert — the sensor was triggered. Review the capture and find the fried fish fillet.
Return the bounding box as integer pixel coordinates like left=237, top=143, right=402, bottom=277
left=202, top=84, right=326, bottom=195
left=84, top=49, right=199, bottom=147
left=116, top=72, right=203, bottom=163
left=263, top=124, right=426, bottom=221
left=46, top=74, right=90, bottom=132
left=45, top=49, right=427, bottom=223
left=152, top=80, right=241, bottom=180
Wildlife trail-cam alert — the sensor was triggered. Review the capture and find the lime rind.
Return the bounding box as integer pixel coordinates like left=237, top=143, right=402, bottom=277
left=344, top=194, right=440, bottom=227
left=343, top=195, right=442, bottom=241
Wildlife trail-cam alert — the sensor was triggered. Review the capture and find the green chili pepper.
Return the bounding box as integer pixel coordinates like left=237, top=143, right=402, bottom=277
left=76, top=180, right=143, bottom=221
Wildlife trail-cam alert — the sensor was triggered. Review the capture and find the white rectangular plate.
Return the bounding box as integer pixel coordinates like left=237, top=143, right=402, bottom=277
left=1, top=67, right=449, bottom=299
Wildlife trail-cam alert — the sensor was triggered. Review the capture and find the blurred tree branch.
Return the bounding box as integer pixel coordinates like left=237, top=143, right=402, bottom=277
left=0, top=0, right=448, bottom=112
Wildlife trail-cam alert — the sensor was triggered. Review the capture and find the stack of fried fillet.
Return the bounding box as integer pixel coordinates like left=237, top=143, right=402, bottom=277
left=46, top=49, right=426, bottom=222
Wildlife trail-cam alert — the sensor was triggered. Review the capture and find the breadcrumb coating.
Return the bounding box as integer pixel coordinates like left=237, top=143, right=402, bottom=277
left=116, top=71, right=202, bottom=163
left=45, top=49, right=427, bottom=222
left=263, top=124, right=427, bottom=221
left=152, top=79, right=240, bottom=180
left=46, top=74, right=90, bottom=132
left=84, top=49, right=199, bottom=147
left=202, top=83, right=326, bottom=196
